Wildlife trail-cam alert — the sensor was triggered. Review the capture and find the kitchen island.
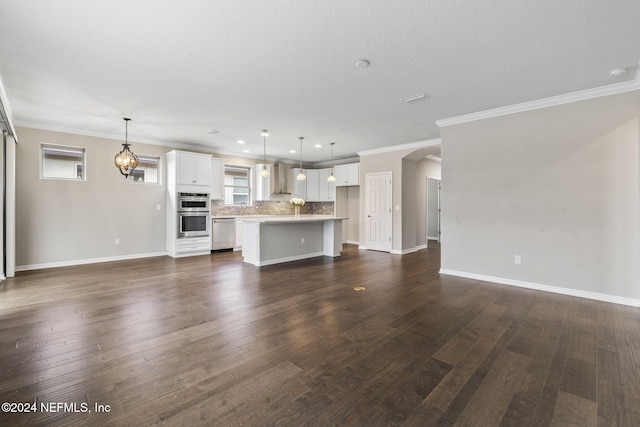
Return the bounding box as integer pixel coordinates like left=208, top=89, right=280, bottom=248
left=241, top=215, right=345, bottom=266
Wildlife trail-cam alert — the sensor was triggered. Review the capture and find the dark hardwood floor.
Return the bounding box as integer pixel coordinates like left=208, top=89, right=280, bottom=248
left=1, top=243, right=639, bottom=426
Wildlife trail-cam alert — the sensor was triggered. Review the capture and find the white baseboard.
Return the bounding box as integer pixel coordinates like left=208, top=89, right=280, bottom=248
left=358, top=245, right=367, bottom=250
left=346, top=240, right=360, bottom=245
left=391, top=244, right=428, bottom=255
left=16, top=251, right=168, bottom=272
left=439, top=268, right=640, bottom=307
left=245, top=251, right=325, bottom=267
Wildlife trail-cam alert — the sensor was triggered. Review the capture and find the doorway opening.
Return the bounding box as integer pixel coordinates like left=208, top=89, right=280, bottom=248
left=426, top=177, right=441, bottom=246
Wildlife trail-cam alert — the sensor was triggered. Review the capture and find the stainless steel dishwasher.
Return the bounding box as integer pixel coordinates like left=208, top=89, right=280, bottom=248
left=211, top=218, right=236, bottom=250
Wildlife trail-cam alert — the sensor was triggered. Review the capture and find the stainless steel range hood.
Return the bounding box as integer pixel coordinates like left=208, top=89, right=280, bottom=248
left=271, top=163, right=291, bottom=194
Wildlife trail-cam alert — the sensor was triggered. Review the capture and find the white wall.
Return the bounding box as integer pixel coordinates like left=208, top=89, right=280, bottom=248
left=440, top=90, right=640, bottom=301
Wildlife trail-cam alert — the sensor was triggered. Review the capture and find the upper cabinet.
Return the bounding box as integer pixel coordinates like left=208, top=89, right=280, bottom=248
left=291, top=168, right=335, bottom=202
left=317, top=168, right=336, bottom=202
left=290, top=168, right=307, bottom=200
left=305, top=169, right=320, bottom=201
left=334, top=163, right=359, bottom=186
left=210, top=157, right=225, bottom=200
left=252, top=164, right=272, bottom=201
left=176, top=151, right=211, bottom=187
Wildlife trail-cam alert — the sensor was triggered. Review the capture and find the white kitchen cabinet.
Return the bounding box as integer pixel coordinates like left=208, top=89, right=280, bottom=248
left=290, top=168, right=336, bottom=202
left=210, top=157, right=225, bottom=200
left=235, top=218, right=243, bottom=250
left=175, top=236, right=211, bottom=254
left=176, top=151, right=211, bottom=187
left=252, top=164, right=272, bottom=201
left=317, top=168, right=336, bottom=201
left=334, top=163, right=359, bottom=186
left=305, top=169, right=320, bottom=201
left=290, top=168, right=307, bottom=200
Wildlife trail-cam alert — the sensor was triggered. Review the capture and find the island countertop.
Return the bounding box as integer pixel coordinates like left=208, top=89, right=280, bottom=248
left=239, top=215, right=346, bottom=223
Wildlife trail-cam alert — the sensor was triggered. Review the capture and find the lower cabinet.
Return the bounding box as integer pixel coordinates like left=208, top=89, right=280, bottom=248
left=175, top=237, right=211, bottom=254
left=235, top=218, right=243, bottom=250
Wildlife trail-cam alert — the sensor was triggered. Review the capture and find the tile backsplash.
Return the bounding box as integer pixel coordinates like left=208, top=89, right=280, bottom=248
left=211, top=199, right=335, bottom=216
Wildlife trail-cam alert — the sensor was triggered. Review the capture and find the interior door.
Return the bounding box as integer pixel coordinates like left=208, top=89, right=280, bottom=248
left=365, top=172, right=392, bottom=252
left=427, top=177, right=441, bottom=242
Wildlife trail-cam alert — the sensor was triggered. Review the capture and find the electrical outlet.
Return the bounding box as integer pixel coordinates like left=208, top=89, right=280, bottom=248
left=514, top=255, right=521, bottom=265
left=156, top=204, right=161, bottom=211
left=301, top=237, right=305, bottom=244
left=115, top=238, right=120, bottom=245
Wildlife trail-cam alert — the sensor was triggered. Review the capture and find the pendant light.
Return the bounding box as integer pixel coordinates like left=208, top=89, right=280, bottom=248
left=296, top=137, right=306, bottom=180
left=327, top=142, right=336, bottom=182
left=260, top=130, right=270, bottom=177
left=114, top=118, right=139, bottom=178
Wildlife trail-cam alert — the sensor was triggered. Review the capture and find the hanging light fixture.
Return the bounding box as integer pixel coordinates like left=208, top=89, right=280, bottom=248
left=114, top=118, right=139, bottom=178
left=328, top=142, right=336, bottom=182
left=297, top=137, right=306, bottom=180
left=260, top=130, right=270, bottom=177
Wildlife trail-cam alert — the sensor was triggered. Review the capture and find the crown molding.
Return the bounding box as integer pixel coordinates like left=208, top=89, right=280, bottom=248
left=436, top=70, right=640, bottom=128
left=0, top=76, right=18, bottom=141
left=358, top=138, right=441, bottom=157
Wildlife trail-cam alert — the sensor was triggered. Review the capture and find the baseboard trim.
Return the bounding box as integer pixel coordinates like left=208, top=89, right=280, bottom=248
left=390, top=244, right=428, bottom=255
left=439, top=268, right=640, bottom=307
left=245, top=251, right=325, bottom=267
left=346, top=240, right=360, bottom=245
left=16, top=251, right=168, bottom=272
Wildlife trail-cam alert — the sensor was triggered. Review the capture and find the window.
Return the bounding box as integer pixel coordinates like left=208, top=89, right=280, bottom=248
left=127, top=154, right=160, bottom=184
left=224, top=165, right=250, bottom=205
left=41, top=144, right=86, bottom=180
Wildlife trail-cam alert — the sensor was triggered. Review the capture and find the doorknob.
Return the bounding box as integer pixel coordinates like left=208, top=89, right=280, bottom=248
left=367, top=215, right=372, bottom=217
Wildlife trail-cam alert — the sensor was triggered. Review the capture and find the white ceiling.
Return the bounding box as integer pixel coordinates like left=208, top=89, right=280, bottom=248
left=1, top=0, right=639, bottom=163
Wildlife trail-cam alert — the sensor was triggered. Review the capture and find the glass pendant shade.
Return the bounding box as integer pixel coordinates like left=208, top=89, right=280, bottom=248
left=327, top=142, right=336, bottom=182
left=114, top=118, right=139, bottom=178
left=297, top=136, right=306, bottom=180
left=260, top=130, right=270, bottom=177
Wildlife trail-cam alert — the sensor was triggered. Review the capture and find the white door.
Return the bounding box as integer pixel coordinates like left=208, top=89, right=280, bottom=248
left=427, top=177, right=441, bottom=242
left=365, top=172, right=392, bottom=252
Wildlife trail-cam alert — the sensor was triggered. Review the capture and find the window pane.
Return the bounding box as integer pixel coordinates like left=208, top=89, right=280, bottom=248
left=127, top=155, right=160, bottom=184
left=224, top=165, right=251, bottom=205
left=42, top=145, right=85, bottom=180
left=232, top=177, right=248, bottom=187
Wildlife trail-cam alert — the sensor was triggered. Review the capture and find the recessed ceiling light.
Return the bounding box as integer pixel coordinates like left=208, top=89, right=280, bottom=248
left=290, top=150, right=296, bottom=153
left=609, top=68, right=628, bottom=78
left=243, top=149, right=249, bottom=153
left=314, top=144, right=322, bottom=148
left=401, top=93, right=430, bottom=103
left=237, top=140, right=245, bottom=144
left=355, top=59, right=370, bottom=68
